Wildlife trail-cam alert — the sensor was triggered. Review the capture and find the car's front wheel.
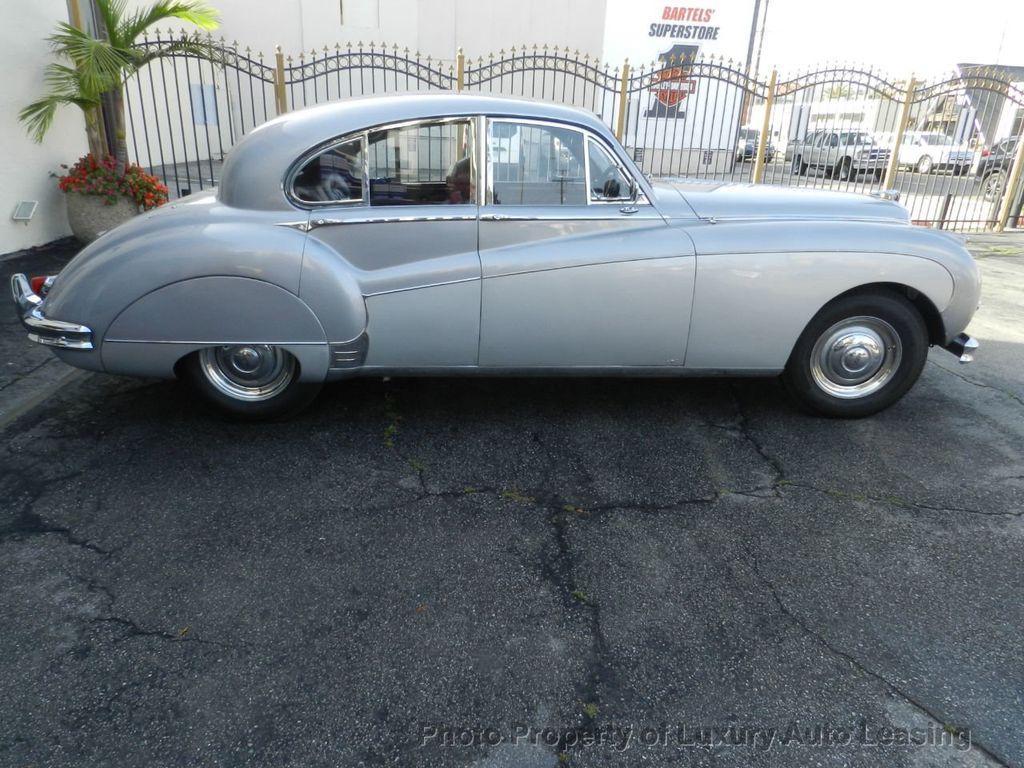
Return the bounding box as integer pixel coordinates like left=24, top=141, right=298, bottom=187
left=781, top=291, right=928, bottom=418
left=182, top=345, right=321, bottom=419
left=917, top=155, right=934, bottom=174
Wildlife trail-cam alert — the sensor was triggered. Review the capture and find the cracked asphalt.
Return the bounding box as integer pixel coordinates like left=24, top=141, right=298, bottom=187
left=1, top=235, right=1023, bottom=768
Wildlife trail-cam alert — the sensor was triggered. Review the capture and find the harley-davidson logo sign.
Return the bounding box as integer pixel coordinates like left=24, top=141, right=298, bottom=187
left=645, top=44, right=699, bottom=118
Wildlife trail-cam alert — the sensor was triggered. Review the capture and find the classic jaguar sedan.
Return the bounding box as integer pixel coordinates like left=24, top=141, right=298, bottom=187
left=12, top=93, right=980, bottom=419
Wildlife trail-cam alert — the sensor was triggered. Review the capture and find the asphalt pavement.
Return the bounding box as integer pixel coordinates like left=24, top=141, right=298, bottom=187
left=1, top=234, right=1022, bottom=767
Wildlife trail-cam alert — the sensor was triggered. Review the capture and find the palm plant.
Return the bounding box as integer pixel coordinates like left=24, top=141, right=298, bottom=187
left=20, top=0, right=219, bottom=171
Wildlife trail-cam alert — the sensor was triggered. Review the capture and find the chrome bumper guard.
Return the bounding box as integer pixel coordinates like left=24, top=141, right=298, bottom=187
left=10, top=273, right=93, bottom=350
left=944, top=333, right=978, bottom=364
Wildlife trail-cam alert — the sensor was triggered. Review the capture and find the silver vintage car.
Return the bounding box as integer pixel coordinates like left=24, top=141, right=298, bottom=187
left=12, top=93, right=980, bottom=419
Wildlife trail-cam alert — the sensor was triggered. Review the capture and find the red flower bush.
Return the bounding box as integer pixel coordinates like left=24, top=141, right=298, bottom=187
left=58, top=154, right=168, bottom=211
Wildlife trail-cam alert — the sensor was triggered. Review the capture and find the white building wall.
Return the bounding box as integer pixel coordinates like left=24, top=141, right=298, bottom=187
left=1, top=0, right=88, bottom=254
left=146, top=0, right=608, bottom=65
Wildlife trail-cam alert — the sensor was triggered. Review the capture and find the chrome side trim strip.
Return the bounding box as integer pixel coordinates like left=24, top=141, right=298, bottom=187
left=307, top=213, right=478, bottom=229
left=479, top=210, right=655, bottom=222
left=276, top=219, right=313, bottom=232
left=329, top=332, right=369, bottom=370
left=363, top=276, right=479, bottom=297
left=104, top=339, right=326, bottom=346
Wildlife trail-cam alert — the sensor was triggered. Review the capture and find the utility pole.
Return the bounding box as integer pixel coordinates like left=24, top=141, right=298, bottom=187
left=740, top=0, right=763, bottom=126
left=744, top=0, right=762, bottom=75
left=752, top=0, right=770, bottom=83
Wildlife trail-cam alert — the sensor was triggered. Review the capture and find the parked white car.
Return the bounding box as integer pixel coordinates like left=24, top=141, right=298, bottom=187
left=898, top=131, right=974, bottom=175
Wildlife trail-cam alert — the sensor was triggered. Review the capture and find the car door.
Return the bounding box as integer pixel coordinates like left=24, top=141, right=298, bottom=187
left=294, top=117, right=481, bottom=368
left=478, top=118, right=695, bottom=368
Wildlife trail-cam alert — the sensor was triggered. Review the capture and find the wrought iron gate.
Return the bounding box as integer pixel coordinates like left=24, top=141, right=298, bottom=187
left=123, top=33, right=1024, bottom=232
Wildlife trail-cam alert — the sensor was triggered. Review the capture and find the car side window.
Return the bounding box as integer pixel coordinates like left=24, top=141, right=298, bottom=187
left=587, top=139, right=632, bottom=202
left=827, top=133, right=839, bottom=148
left=291, top=136, right=364, bottom=204
left=489, top=121, right=586, bottom=205
left=366, top=120, right=476, bottom=205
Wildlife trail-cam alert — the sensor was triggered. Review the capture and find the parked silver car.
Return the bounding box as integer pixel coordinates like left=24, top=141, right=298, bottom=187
left=12, top=93, right=980, bottom=419
left=792, top=130, right=891, bottom=180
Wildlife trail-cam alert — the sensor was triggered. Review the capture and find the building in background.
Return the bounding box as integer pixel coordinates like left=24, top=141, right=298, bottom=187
left=958, top=64, right=1024, bottom=146
left=1, top=1, right=88, bottom=253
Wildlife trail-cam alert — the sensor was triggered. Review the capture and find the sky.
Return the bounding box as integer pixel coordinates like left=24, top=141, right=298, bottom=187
left=755, top=0, right=1024, bottom=78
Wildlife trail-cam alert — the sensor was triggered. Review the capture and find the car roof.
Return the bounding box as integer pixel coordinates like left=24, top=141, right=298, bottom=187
left=219, top=92, right=616, bottom=211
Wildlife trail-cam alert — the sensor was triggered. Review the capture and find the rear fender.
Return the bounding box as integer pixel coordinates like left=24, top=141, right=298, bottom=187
left=102, top=276, right=329, bottom=381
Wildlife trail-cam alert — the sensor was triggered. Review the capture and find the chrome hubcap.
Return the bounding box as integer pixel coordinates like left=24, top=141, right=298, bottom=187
left=199, top=345, right=295, bottom=402
left=809, top=316, right=902, bottom=399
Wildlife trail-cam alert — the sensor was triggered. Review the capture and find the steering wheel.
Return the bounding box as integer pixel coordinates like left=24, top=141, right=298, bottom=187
left=599, top=168, right=622, bottom=199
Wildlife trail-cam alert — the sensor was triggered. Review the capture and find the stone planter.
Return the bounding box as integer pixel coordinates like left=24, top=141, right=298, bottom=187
left=65, top=191, right=139, bottom=243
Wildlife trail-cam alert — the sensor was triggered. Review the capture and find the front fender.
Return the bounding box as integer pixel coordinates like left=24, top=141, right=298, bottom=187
left=684, top=219, right=973, bottom=370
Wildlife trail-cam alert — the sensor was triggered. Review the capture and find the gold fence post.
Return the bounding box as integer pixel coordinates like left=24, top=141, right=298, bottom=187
left=995, top=129, right=1024, bottom=231
left=273, top=46, right=288, bottom=114
left=752, top=69, right=777, bottom=184
left=615, top=60, right=630, bottom=142
left=883, top=77, right=916, bottom=189
left=456, top=47, right=465, bottom=91
left=68, top=0, right=83, bottom=28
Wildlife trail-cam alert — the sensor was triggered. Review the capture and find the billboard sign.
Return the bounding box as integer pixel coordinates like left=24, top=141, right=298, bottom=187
left=603, top=1, right=760, bottom=158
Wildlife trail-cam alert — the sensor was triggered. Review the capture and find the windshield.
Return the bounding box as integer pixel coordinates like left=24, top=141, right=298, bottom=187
left=840, top=132, right=873, bottom=146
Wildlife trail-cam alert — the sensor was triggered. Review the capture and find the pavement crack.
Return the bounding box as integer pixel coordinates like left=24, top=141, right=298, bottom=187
left=92, top=615, right=243, bottom=649
left=540, top=504, right=613, bottom=755
left=87, top=580, right=249, bottom=651
left=0, top=358, right=54, bottom=392
left=0, top=485, right=116, bottom=558
left=742, top=541, right=1012, bottom=768
left=927, top=359, right=1024, bottom=409
left=729, top=384, right=786, bottom=495
left=780, top=481, right=1021, bottom=518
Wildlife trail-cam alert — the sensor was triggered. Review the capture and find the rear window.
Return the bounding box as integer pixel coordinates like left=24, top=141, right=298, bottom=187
left=291, top=136, right=364, bottom=204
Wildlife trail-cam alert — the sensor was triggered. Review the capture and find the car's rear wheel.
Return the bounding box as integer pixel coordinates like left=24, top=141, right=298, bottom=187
left=917, top=155, right=934, bottom=174
left=183, top=345, right=320, bottom=419
left=793, top=155, right=807, bottom=175
left=781, top=291, right=929, bottom=418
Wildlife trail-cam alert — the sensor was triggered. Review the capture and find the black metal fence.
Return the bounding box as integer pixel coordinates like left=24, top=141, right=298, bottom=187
left=123, top=33, right=1024, bottom=231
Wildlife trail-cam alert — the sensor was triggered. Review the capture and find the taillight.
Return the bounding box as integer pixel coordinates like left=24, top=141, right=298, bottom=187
left=29, top=275, right=55, bottom=297
left=981, top=147, right=991, bottom=157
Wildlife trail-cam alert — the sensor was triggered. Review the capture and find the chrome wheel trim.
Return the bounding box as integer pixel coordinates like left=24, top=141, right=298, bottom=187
left=809, top=316, right=903, bottom=400
left=198, top=345, right=295, bottom=402
left=984, top=173, right=1003, bottom=200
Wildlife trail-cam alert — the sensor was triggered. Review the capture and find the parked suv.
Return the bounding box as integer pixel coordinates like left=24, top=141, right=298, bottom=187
left=786, top=130, right=822, bottom=164
left=898, top=131, right=974, bottom=175
left=976, top=137, right=1017, bottom=201
left=735, top=127, right=776, bottom=163
left=792, top=131, right=890, bottom=180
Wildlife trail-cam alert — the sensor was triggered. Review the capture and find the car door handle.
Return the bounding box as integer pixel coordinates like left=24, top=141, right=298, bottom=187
left=619, top=205, right=639, bottom=215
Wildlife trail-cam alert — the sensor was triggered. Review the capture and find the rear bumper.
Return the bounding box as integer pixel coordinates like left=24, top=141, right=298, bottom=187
left=944, top=333, right=978, bottom=364
left=10, top=273, right=93, bottom=350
